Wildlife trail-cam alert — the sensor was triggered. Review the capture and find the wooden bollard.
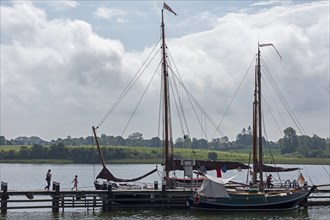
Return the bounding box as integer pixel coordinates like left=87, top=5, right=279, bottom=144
left=1, top=182, right=8, bottom=214
left=102, top=184, right=112, bottom=211
left=52, top=181, right=60, bottom=212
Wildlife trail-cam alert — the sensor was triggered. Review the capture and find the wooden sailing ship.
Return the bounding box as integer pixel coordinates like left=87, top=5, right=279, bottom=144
left=187, top=44, right=316, bottom=211
left=92, top=3, right=249, bottom=191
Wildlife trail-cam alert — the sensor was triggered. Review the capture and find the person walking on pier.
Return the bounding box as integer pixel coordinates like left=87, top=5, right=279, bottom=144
left=45, top=169, right=52, bottom=191
left=71, top=175, right=78, bottom=191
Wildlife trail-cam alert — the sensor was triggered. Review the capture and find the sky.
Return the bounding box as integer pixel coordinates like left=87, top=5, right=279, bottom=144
left=0, top=0, right=329, bottom=142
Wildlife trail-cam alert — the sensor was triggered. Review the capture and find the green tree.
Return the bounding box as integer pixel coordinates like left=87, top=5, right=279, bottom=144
left=18, top=146, right=30, bottom=159
left=297, top=134, right=327, bottom=158
left=174, top=137, right=184, bottom=148
left=235, top=127, right=252, bottom=148
left=127, top=132, right=144, bottom=147
left=0, top=136, right=5, bottom=145
left=208, top=152, right=218, bottom=160
left=30, top=144, right=49, bottom=159
left=148, top=137, right=161, bottom=148
left=49, top=143, right=69, bottom=159
left=279, top=127, right=298, bottom=154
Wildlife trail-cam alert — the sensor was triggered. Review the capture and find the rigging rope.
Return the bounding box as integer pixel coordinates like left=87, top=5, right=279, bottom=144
left=211, top=55, right=257, bottom=139
left=322, top=165, right=330, bottom=176
left=167, top=48, right=191, bottom=137
left=167, top=45, right=256, bottom=163
left=96, top=39, right=162, bottom=129
left=169, top=68, right=225, bottom=137
left=260, top=55, right=313, bottom=185
left=118, top=60, right=163, bottom=143
left=169, top=70, right=190, bottom=138
left=261, top=83, right=284, bottom=137
left=262, top=111, right=284, bottom=184
left=261, top=57, right=306, bottom=135
left=168, top=47, right=222, bottom=139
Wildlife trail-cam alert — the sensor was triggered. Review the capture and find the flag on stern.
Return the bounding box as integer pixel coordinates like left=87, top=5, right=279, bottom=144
left=163, top=2, right=177, bottom=15
left=298, top=173, right=305, bottom=185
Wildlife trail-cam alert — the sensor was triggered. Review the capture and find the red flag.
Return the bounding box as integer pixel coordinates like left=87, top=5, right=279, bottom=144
left=216, top=167, right=222, bottom=178
left=163, top=2, right=177, bottom=15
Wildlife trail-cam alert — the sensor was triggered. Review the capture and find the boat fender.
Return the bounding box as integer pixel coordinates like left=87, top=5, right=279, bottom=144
left=292, top=179, right=297, bottom=189
left=284, top=180, right=291, bottom=189
left=194, top=195, right=200, bottom=204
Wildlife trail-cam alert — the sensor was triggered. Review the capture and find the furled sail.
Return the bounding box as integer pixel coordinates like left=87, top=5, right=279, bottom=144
left=168, top=159, right=250, bottom=171
left=92, top=126, right=158, bottom=182
left=259, top=164, right=299, bottom=173
left=96, top=166, right=158, bottom=182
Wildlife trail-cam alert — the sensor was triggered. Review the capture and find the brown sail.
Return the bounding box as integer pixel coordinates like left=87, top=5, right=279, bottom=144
left=96, top=166, right=158, bottom=182
left=259, top=164, right=299, bottom=173
left=168, top=159, right=250, bottom=171
left=93, top=126, right=158, bottom=182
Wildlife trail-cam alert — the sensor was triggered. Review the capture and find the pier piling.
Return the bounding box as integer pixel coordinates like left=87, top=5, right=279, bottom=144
left=52, top=181, right=60, bottom=212
left=0, top=182, right=8, bottom=214
left=103, top=184, right=112, bottom=211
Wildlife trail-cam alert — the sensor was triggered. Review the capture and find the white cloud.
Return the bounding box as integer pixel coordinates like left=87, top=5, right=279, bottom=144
left=1, top=1, right=328, bottom=141
left=94, top=7, right=129, bottom=23
left=47, top=1, right=79, bottom=10
left=251, top=1, right=282, bottom=7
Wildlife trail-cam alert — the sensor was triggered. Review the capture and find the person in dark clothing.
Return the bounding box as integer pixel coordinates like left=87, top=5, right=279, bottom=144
left=45, top=169, right=52, bottom=191
left=266, top=174, right=273, bottom=188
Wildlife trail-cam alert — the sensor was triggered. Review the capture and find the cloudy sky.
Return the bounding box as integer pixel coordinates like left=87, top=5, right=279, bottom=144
left=1, top=0, right=329, bottom=142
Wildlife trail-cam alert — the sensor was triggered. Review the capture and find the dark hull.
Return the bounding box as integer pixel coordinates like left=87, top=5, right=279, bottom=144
left=94, top=181, right=142, bottom=191
left=168, top=177, right=204, bottom=188
left=169, top=177, right=204, bottom=184
left=188, top=186, right=316, bottom=211
left=94, top=181, right=108, bottom=190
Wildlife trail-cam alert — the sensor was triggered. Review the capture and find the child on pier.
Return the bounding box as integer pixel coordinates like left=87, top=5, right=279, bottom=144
left=71, top=175, right=78, bottom=191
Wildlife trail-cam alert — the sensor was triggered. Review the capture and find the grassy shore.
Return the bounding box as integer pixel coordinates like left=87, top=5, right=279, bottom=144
left=0, top=145, right=329, bottom=165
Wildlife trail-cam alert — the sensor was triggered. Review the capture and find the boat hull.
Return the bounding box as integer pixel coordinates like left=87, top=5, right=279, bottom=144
left=188, top=186, right=316, bottom=211
left=94, top=181, right=108, bottom=190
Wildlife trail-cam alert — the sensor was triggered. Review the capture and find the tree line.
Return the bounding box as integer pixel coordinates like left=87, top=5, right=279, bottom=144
left=0, top=127, right=329, bottom=158
left=0, top=143, right=164, bottom=163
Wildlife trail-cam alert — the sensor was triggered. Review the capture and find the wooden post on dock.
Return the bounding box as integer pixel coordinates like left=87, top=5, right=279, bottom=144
left=103, top=184, right=112, bottom=211
left=52, top=181, right=60, bottom=213
left=1, top=182, right=8, bottom=214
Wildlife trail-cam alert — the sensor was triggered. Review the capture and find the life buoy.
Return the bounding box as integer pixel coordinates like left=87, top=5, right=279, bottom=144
left=284, top=179, right=291, bottom=189
left=193, top=195, right=200, bottom=204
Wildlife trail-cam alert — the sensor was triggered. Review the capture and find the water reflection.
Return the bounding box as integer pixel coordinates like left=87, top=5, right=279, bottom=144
left=3, top=205, right=330, bottom=220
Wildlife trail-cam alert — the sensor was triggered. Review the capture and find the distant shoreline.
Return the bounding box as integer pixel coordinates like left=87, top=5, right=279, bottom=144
left=1, top=145, right=329, bottom=165
left=0, top=158, right=328, bottom=165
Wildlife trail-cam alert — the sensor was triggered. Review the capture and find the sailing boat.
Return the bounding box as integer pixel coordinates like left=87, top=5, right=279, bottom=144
left=187, top=44, right=316, bottom=211
left=92, top=3, right=250, bottom=191
left=92, top=3, right=180, bottom=191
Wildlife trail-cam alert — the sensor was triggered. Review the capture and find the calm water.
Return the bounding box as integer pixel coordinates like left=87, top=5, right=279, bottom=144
left=0, top=163, right=329, bottom=220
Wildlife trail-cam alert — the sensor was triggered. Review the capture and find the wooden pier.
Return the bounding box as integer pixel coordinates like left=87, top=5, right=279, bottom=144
left=0, top=181, right=329, bottom=214
left=0, top=181, right=192, bottom=214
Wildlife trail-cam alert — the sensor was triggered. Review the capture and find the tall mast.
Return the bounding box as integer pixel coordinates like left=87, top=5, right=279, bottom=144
left=161, top=9, right=170, bottom=185
left=252, top=43, right=282, bottom=188
left=257, top=45, right=263, bottom=188
left=252, top=59, right=258, bottom=185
